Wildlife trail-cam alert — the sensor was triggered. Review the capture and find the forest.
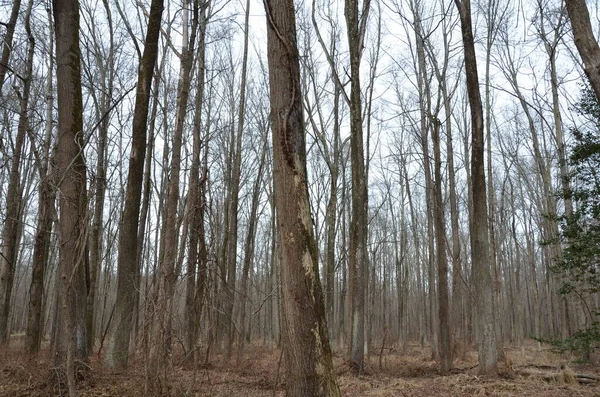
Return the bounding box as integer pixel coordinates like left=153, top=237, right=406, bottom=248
left=1, top=0, right=600, bottom=395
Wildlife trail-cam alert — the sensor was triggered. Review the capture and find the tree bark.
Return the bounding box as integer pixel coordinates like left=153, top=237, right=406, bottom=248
left=224, top=0, right=250, bottom=358
left=566, top=0, right=600, bottom=102
left=26, top=7, right=56, bottom=355
left=52, top=0, right=89, bottom=387
left=325, top=86, right=341, bottom=340
left=87, top=0, right=114, bottom=353
left=147, top=0, right=197, bottom=390
left=184, top=0, right=208, bottom=362
left=345, top=0, right=370, bottom=374
left=432, top=120, right=452, bottom=374
left=455, top=0, right=498, bottom=376
left=104, top=0, right=164, bottom=370
left=263, top=0, right=341, bottom=393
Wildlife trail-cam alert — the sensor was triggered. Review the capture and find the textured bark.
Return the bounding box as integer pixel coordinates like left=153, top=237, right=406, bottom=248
left=184, top=0, right=208, bottom=360
left=104, top=0, right=164, bottom=370
left=26, top=8, right=55, bottom=354
left=345, top=0, right=370, bottom=374
left=566, top=0, right=600, bottom=102
left=132, top=100, right=154, bottom=356
left=52, top=0, right=89, bottom=382
left=264, top=0, right=341, bottom=393
left=455, top=0, right=498, bottom=376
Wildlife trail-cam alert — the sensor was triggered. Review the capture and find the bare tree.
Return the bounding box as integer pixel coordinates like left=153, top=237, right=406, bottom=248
left=52, top=0, right=89, bottom=392
left=83, top=0, right=116, bottom=353
left=104, top=0, right=165, bottom=370
left=223, top=0, right=250, bottom=358
left=147, top=0, right=199, bottom=390
left=0, top=0, right=34, bottom=345
left=454, top=0, right=498, bottom=376
left=263, top=0, right=341, bottom=392
left=25, top=7, right=56, bottom=355
left=345, top=0, right=370, bottom=374
left=432, top=118, right=451, bottom=373
left=184, top=0, right=209, bottom=363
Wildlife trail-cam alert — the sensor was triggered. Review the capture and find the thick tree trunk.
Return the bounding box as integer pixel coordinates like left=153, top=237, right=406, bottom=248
left=455, top=0, right=498, bottom=376
left=566, top=0, right=600, bottom=102
left=263, top=0, right=341, bottom=393
left=104, top=0, right=164, bottom=370
left=52, top=0, right=89, bottom=390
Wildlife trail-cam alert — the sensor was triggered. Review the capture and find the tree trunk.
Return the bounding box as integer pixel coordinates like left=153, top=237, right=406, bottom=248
left=411, top=5, right=438, bottom=358
left=0, top=50, right=26, bottom=345
left=147, top=1, right=197, bottom=390
left=263, top=0, right=341, bottom=393
left=87, top=0, right=114, bottom=353
left=224, top=0, right=250, bottom=358
left=345, top=0, right=370, bottom=374
left=184, top=0, right=208, bottom=362
left=237, top=142, right=266, bottom=363
left=25, top=7, right=55, bottom=355
left=103, top=0, right=164, bottom=370
left=566, top=0, right=600, bottom=102
left=52, top=0, right=89, bottom=388
left=432, top=120, right=452, bottom=374
left=455, top=0, right=498, bottom=376
left=483, top=0, right=504, bottom=360
left=0, top=0, right=21, bottom=93
left=0, top=0, right=34, bottom=344
left=325, top=84, right=341, bottom=341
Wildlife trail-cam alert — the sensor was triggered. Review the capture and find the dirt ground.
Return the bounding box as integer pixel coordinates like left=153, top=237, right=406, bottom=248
left=1, top=341, right=598, bottom=396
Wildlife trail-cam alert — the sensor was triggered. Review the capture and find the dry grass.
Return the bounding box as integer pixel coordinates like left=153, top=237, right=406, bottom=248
left=0, top=340, right=598, bottom=396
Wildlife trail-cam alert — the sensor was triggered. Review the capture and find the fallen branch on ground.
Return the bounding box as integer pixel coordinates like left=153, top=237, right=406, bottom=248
left=515, top=365, right=599, bottom=385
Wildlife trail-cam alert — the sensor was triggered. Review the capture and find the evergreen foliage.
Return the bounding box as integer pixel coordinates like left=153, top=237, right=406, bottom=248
left=550, top=85, right=600, bottom=359
left=555, top=87, right=600, bottom=295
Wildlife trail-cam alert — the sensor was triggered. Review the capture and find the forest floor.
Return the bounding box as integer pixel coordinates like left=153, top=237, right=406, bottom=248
left=1, top=339, right=598, bottom=396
